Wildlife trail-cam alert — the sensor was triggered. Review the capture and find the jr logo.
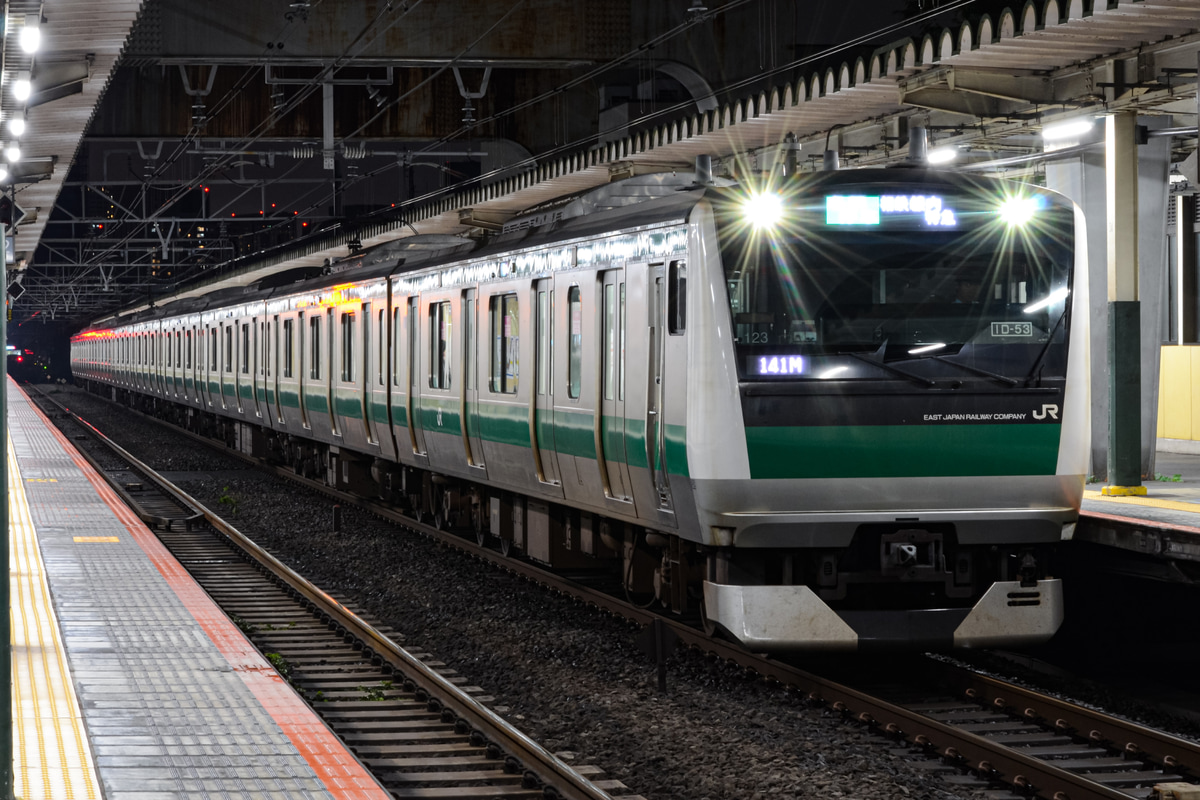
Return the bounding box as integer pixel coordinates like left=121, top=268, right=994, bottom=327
left=1032, top=404, right=1060, bottom=420
left=436, top=409, right=443, bottom=427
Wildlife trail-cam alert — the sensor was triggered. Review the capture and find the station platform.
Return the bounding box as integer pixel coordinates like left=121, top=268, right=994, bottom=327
left=1082, top=451, right=1200, bottom=532
left=6, top=379, right=390, bottom=800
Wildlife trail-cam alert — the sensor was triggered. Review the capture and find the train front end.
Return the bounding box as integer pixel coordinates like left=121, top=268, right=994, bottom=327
left=689, top=169, right=1088, bottom=651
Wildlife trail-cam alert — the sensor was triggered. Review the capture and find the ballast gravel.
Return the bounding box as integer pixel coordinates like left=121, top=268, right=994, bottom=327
left=38, top=384, right=996, bottom=800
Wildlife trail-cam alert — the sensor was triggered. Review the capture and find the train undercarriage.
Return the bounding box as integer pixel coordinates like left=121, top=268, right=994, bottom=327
left=92, top=380, right=1060, bottom=650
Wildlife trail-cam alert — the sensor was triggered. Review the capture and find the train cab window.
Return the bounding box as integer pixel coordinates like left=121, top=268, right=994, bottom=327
left=241, top=323, right=250, bottom=374
left=567, top=286, right=582, bottom=399
left=340, top=312, right=355, bottom=382
left=283, top=319, right=294, bottom=377
left=222, top=326, right=233, bottom=372
left=489, top=294, right=519, bottom=394
left=429, top=301, right=451, bottom=389
left=668, top=261, right=687, bottom=335
left=309, top=315, right=321, bottom=379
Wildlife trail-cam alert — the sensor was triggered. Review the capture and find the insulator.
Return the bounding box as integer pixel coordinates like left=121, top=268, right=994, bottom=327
left=290, top=146, right=317, bottom=159
left=343, top=146, right=368, bottom=160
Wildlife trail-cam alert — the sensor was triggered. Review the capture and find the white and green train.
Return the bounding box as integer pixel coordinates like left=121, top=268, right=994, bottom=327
left=72, top=167, right=1088, bottom=651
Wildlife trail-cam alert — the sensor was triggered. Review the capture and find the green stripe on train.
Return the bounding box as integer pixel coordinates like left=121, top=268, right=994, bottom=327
left=745, top=424, right=1061, bottom=479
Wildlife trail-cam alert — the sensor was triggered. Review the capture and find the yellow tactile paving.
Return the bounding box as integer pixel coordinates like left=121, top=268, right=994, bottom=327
left=9, top=435, right=101, bottom=800
left=1084, top=488, right=1200, bottom=515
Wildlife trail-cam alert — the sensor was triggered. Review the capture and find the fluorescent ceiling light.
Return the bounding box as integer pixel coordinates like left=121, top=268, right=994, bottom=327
left=12, top=71, right=31, bottom=102
left=908, top=342, right=945, bottom=355
left=1042, top=118, right=1093, bottom=141
left=19, top=16, right=40, bottom=54
left=927, top=147, right=957, bottom=165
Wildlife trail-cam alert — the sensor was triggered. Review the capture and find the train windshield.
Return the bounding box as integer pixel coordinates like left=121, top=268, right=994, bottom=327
left=716, top=182, right=1075, bottom=384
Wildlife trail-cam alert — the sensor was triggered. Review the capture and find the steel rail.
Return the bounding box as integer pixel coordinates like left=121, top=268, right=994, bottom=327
left=931, top=663, right=1200, bottom=780
left=28, top=386, right=618, bottom=800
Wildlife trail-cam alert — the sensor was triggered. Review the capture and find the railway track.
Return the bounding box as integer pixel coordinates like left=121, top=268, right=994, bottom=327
left=27, top=386, right=640, bottom=800
left=32, top=383, right=1200, bottom=800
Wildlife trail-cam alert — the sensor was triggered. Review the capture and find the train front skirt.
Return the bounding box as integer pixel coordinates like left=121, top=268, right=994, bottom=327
left=702, top=579, right=1064, bottom=651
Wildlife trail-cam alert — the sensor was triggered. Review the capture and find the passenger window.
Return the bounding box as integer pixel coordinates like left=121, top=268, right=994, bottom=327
left=223, top=327, right=233, bottom=372
left=619, top=283, right=625, bottom=401
left=377, top=309, right=385, bottom=386
left=241, top=324, right=250, bottom=374
left=489, top=293, right=519, bottom=394
left=429, top=301, right=452, bottom=389
left=282, top=319, right=294, bottom=377
left=536, top=289, right=551, bottom=396
left=668, top=261, right=687, bottom=334
left=604, top=285, right=615, bottom=401
left=567, top=286, right=581, bottom=399
left=309, top=316, right=321, bottom=379
left=392, top=308, right=400, bottom=386
left=464, top=295, right=475, bottom=391
left=341, top=312, right=355, bottom=382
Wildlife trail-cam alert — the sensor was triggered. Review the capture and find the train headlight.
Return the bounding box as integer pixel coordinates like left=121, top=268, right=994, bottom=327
left=744, top=191, right=784, bottom=229
left=998, top=196, right=1040, bottom=227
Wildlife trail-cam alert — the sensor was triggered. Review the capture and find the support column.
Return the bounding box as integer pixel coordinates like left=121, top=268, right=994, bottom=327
left=1178, top=194, right=1198, bottom=344
left=1104, top=111, right=1145, bottom=495
left=1137, top=116, right=1171, bottom=479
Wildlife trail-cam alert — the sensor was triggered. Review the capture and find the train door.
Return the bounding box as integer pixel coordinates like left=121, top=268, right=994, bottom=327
left=174, top=331, right=184, bottom=398
left=250, top=319, right=262, bottom=419
left=531, top=278, right=558, bottom=484
left=327, top=308, right=339, bottom=436
left=461, top=288, right=485, bottom=470
left=406, top=296, right=428, bottom=456
left=599, top=269, right=632, bottom=502
left=220, top=323, right=232, bottom=410
left=359, top=302, right=373, bottom=443
left=298, top=312, right=310, bottom=428
left=366, top=301, right=394, bottom=456
left=263, top=317, right=275, bottom=422
left=630, top=263, right=676, bottom=525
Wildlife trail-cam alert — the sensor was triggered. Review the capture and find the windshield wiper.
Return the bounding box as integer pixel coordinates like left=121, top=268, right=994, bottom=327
left=1024, top=309, right=1070, bottom=385
left=839, top=351, right=936, bottom=387
left=929, top=356, right=1019, bottom=386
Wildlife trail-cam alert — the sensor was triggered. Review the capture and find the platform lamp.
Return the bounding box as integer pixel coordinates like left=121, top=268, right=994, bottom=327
left=11, top=71, right=31, bottom=103
left=7, top=111, right=24, bottom=139
left=19, top=15, right=40, bottom=54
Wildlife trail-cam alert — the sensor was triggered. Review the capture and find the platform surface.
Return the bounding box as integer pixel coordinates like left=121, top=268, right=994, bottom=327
left=8, top=379, right=389, bottom=800
left=1083, top=451, right=1200, bottom=531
